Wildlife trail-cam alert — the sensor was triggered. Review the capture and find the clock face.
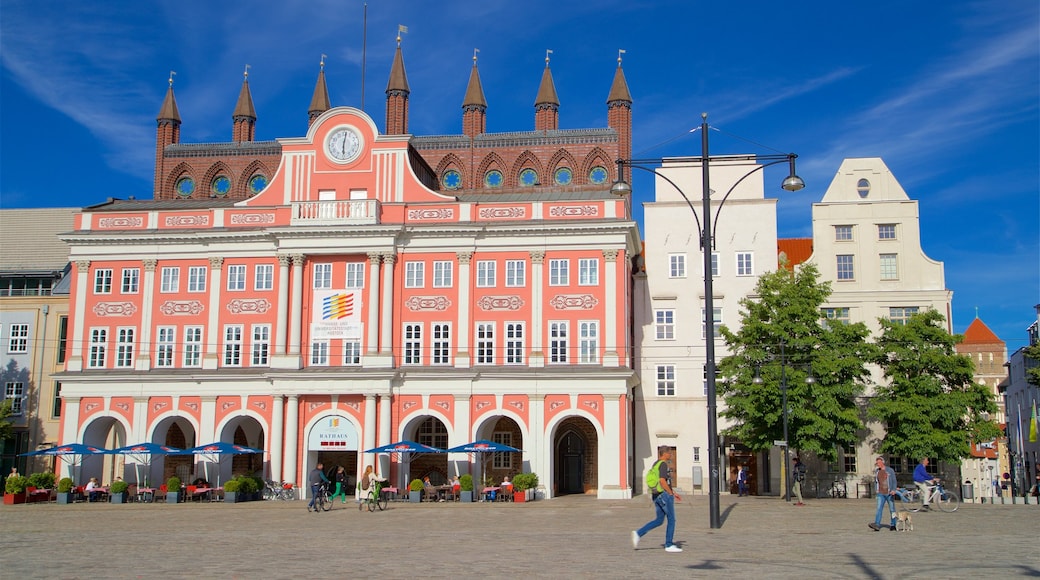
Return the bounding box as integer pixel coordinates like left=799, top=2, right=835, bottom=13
left=326, top=126, right=362, bottom=163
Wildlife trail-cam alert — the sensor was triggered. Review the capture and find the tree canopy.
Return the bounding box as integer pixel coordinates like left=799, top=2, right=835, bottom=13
left=869, top=309, right=1001, bottom=462
left=718, top=263, right=875, bottom=462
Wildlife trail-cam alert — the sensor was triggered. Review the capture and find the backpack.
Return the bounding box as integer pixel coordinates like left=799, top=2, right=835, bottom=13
left=646, top=460, right=665, bottom=492
left=795, top=463, right=807, bottom=482
left=360, top=475, right=370, bottom=490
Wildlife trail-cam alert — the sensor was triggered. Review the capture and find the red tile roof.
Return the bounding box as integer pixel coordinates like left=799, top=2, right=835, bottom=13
left=962, top=318, right=1003, bottom=344
left=777, top=238, right=813, bottom=271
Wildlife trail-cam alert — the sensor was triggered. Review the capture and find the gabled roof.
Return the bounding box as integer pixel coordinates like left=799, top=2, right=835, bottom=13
left=962, top=317, right=1003, bottom=344
left=777, top=238, right=813, bottom=270
left=0, top=208, right=79, bottom=272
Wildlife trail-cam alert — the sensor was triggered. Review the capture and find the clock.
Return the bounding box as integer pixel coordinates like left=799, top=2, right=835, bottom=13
left=325, top=126, right=362, bottom=163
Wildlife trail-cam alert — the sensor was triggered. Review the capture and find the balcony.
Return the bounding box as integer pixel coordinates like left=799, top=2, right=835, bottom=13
left=291, top=199, right=379, bottom=226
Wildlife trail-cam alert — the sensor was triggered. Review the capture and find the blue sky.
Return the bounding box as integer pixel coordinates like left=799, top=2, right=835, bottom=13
left=1, top=1, right=1037, bottom=348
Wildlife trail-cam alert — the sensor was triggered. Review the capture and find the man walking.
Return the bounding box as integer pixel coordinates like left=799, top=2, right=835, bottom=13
left=869, top=457, right=898, bottom=531
left=737, top=464, right=748, bottom=497
left=307, top=462, right=329, bottom=513
left=913, top=458, right=937, bottom=510
left=791, top=457, right=806, bottom=506
left=632, top=448, right=683, bottom=553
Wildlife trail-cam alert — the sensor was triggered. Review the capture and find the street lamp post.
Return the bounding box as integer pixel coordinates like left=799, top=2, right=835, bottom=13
left=611, top=113, right=804, bottom=529
left=753, top=342, right=814, bottom=503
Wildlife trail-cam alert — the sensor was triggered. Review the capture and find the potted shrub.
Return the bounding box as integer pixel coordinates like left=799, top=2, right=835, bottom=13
left=246, top=475, right=265, bottom=501
left=109, top=479, right=130, bottom=503
left=222, top=477, right=243, bottom=503
left=166, top=476, right=182, bottom=504
left=459, top=474, right=474, bottom=503
left=408, top=478, right=424, bottom=503
left=4, top=475, right=28, bottom=505
left=525, top=473, right=539, bottom=501
left=56, top=477, right=75, bottom=504
left=27, top=472, right=56, bottom=502
left=512, top=473, right=539, bottom=502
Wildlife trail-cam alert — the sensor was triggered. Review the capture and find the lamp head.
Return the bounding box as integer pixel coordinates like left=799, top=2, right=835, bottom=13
left=782, top=155, right=805, bottom=192
left=610, top=179, right=632, bottom=197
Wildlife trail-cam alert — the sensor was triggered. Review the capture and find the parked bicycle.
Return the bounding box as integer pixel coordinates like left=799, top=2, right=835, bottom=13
left=263, top=480, right=297, bottom=501
left=895, top=479, right=959, bottom=512
left=358, top=480, right=389, bottom=512
left=829, top=478, right=848, bottom=498
left=312, top=481, right=332, bottom=512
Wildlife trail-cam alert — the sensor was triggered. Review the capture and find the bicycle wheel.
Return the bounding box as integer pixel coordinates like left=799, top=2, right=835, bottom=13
left=377, top=491, right=388, bottom=511
left=936, top=490, right=958, bottom=512
left=323, top=491, right=333, bottom=511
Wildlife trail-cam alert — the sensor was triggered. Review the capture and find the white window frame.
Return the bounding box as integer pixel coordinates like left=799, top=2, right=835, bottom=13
left=7, top=324, right=28, bottom=353
left=251, top=324, right=270, bottom=366
left=343, top=340, right=361, bottom=365
left=432, top=261, right=453, bottom=288
left=888, top=307, right=919, bottom=325
left=549, top=321, right=568, bottom=363
left=669, top=254, right=686, bottom=278
left=156, top=327, right=175, bottom=368
left=310, top=340, right=329, bottom=366
left=115, top=327, right=135, bottom=368
left=227, top=265, right=247, bottom=291
left=578, top=258, right=599, bottom=286
left=549, top=259, right=569, bottom=286
left=254, top=264, right=274, bottom=291
left=476, top=322, right=495, bottom=365
left=312, top=263, right=332, bottom=289
left=835, top=225, right=854, bottom=241
left=656, top=365, right=676, bottom=396
left=432, top=323, right=451, bottom=365
left=93, top=268, right=113, bottom=294
left=836, top=255, right=855, bottom=280
left=505, top=322, right=525, bottom=365
left=505, top=260, right=526, bottom=287
left=492, top=432, right=513, bottom=469
left=404, top=323, right=422, bottom=364
left=476, top=261, right=496, bottom=288
left=655, top=310, right=675, bottom=340
left=710, top=253, right=719, bottom=277
left=701, top=307, right=722, bottom=339
left=121, top=268, right=139, bottom=294
left=187, top=266, right=207, bottom=293
left=4, top=382, right=24, bottom=415
left=345, top=263, right=365, bottom=288
left=405, top=262, right=425, bottom=289
left=160, top=267, right=180, bottom=293
left=88, top=327, right=107, bottom=368
left=223, top=325, right=244, bottom=367
left=878, top=224, right=897, bottom=240
left=578, top=320, right=599, bottom=364
left=822, top=307, right=851, bottom=327
left=736, top=252, right=753, bottom=276
left=880, top=253, right=898, bottom=281
left=183, top=326, right=203, bottom=367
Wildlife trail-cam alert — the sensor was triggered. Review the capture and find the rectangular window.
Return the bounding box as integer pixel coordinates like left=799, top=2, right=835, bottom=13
left=702, top=307, right=722, bottom=339
left=52, top=381, right=62, bottom=418
left=736, top=252, right=753, bottom=276
left=550, top=321, right=568, bottom=363
left=345, top=263, right=365, bottom=288
left=57, top=316, right=68, bottom=363
left=93, top=269, right=113, bottom=294
left=835, top=225, right=853, bottom=241
left=156, top=327, right=176, bottom=368
left=711, top=253, right=719, bottom=277
left=878, top=224, right=897, bottom=240
left=549, top=259, right=569, bottom=286
left=879, top=254, right=898, bottom=280
left=88, top=328, right=107, bottom=368
left=821, top=307, right=851, bottom=326
left=492, top=432, right=513, bottom=469
left=310, top=341, right=329, bottom=366
left=121, top=268, right=139, bottom=294
left=579, top=321, right=598, bottom=364
left=115, top=327, right=135, bottom=368
left=476, top=261, right=496, bottom=288
left=669, top=254, right=686, bottom=278
left=183, top=326, right=203, bottom=367
left=578, top=258, right=599, bottom=286
left=254, top=264, right=274, bottom=291
left=405, top=262, right=425, bottom=288
left=251, top=325, right=270, bottom=366
left=476, top=323, right=495, bottom=364
left=404, top=324, right=422, bottom=364
left=160, top=267, right=180, bottom=293
left=188, top=266, right=207, bottom=293
left=223, top=325, right=243, bottom=366
left=655, top=310, right=675, bottom=340
left=312, top=263, right=332, bottom=289
left=656, top=365, right=676, bottom=396
left=843, top=446, right=857, bottom=473
left=227, top=265, right=247, bottom=291
left=432, top=323, right=451, bottom=365
left=343, top=341, right=361, bottom=365
left=7, top=324, right=28, bottom=353
left=505, top=322, right=525, bottom=365
left=4, top=382, right=23, bottom=415
left=836, top=255, right=854, bottom=280
left=888, top=306, right=919, bottom=325
left=505, top=260, right=526, bottom=287
left=432, top=261, right=453, bottom=288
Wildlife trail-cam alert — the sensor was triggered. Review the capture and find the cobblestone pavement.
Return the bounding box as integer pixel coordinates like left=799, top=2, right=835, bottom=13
left=2, top=494, right=1036, bottom=579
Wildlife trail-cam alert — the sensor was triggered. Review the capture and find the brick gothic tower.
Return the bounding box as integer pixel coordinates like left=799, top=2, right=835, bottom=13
left=534, top=53, right=559, bottom=132
left=308, top=59, right=331, bottom=127
left=462, top=52, right=487, bottom=138
left=232, top=68, right=257, bottom=143
left=385, top=35, right=410, bottom=135
left=154, top=73, right=181, bottom=195
left=606, top=54, right=633, bottom=168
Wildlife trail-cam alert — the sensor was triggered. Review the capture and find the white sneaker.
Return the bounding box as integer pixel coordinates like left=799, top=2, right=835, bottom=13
left=665, top=545, right=683, bottom=553
left=631, top=531, right=640, bottom=549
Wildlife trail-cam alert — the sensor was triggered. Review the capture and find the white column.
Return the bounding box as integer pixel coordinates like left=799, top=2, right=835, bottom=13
left=67, top=261, right=90, bottom=371
left=275, top=254, right=290, bottom=354
left=378, top=393, right=392, bottom=481
left=284, top=395, right=300, bottom=485
left=455, top=252, right=472, bottom=368
left=203, top=257, right=224, bottom=370
left=363, top=394, right=378, bottom=476
left=529, top=251, right=545, bottom=367
left=270, top=394, right=284, bottom=482
left=600, top=395, right=627, bottom=498
left=199, top=397, right=217, bottom=442
left=135, top=259, right=157, bottom=371
left=529, top=394, right=546, bottom=496
left=602, top=249, right=620, bottom=367
left=378, top=253, right=395, bottom=360
left=289, top=255, right=305, bottom=357
left=60, top=397, right=81, bottom=479
left=366, top=252, right=381, bottom=356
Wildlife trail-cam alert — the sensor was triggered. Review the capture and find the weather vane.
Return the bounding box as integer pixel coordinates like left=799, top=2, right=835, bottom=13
left=473, top=48, right=480, bottom=64
left=397, top=24, right=408, bottom=45
left=168, top=70, right=176, bottom=86
left=618, top=49, right=626, bottom=65
left=320, top=54, right=327, bottom=69
left=545, top=49, right=553, bottom=65
left=243, top=64, right=250, bottom=79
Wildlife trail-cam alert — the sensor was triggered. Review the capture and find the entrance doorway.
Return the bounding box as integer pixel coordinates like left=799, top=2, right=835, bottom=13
left=728, top=447, right=758, bottom=495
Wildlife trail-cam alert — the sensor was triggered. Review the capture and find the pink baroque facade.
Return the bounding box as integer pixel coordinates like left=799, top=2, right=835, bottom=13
left=56, top=108, right=640, bottom=499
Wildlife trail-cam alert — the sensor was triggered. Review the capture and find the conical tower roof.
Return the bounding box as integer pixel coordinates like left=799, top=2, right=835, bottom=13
left=463, top=60, right=487, bottom=108
left=386, top=44, right=410, bottom=93
left=233, top=74, right=256, bottom=119
left=607, top=62, right=632, bottom=104
left=535, top=57, right=559, bottom=106
left=157, top=78, right=181, bottom=122
left=309, top=64, right=331, bottom=116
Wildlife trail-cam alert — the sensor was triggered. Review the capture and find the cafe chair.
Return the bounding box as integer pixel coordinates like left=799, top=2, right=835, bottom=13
left=423, top=484, right=439, bottom=503
left=154, top=484, right=168, bottom=502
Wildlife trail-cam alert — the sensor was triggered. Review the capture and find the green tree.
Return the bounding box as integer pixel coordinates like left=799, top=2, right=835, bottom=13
left=869, top=309, right=1001, bottom=462
left=1024, top=343, right=1040, bottom=386
left=0, top=399, right=13, bottom=443
left=718, top=263, right=875, bottom=461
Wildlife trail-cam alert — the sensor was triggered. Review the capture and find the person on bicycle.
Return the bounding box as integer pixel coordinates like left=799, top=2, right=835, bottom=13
left=913, top=458, right=938, bottom=510
left=362, top=465, right=387, bottom=494
left=307, top=462, right=329, bottom=513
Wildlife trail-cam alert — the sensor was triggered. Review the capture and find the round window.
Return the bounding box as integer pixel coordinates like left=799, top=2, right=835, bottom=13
left=212, top=176, right=231, bottom=196
left=484, top=170, right=503, bottom=188
left=519, top=168, right=538, bottom=186
left=442, top=170, right=462, bottom=190
left=248, top=174, right=268, bottom=194
left=856, top=179, right=870, bottom=198
left=175, top=177, right=195, bottom=197
left=589, top=166, right=608, bottom=184
left=554, top=167, right=573, bottom=185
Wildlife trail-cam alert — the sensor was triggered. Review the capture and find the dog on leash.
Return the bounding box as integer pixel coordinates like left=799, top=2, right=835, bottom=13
left=895, top=510, right=913, bottom=532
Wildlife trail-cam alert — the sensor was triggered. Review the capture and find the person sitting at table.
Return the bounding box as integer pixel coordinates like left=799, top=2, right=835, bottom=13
left=192, top=477, right=209, bottom=487
left=85, top=477, right=101, bottom=502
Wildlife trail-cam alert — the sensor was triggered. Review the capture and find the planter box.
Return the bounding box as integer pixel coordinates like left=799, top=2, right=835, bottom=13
left=56, top=492, right=73, bottom=504
left=224, top=491, right=244, bottom=503
left=3, top=492, right=26, bottom=505
left=166, top=492, right=180, bottom=504
left=514, top=491, right=526, bottom=503
left=409, top=491, right=421, bottom=503
left=110, top=492, right=127, bottom=504
left=459, top=490, right=474, bottom=503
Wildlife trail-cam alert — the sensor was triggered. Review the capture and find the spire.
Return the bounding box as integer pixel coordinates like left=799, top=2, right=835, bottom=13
left=385, top=25, right=410, bottom=134
left=157, top=71, right=181, bottom=123
left=606, top=49, right=633, bottom=167
left=463, top=49, right=487, bottom=108
left=534, top=50, right=559, bottom=131
left=232, top=65, right=256, bottom=142
left=462, top=49, right=487, bottom=139
left=606, top=50, right=632, bottom=104
left=309, top=55, right=331, bottom=126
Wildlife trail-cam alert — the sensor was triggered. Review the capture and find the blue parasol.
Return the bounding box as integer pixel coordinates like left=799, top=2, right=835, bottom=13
left=446, top=440, right=522, bottom=494
left=364, top=441, right=445, bottom=489
left=185, top=442, right=264, bottom=486
left=106, top=443, right=188, bottom=486
left=22, top=443, right=110, bottom=484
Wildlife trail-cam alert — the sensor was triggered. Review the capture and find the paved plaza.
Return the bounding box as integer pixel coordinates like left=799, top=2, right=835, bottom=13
left=1, top=494, right=1036, bottom=579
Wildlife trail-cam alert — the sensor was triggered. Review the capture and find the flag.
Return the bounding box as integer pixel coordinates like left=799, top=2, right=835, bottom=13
left=398, top=24, right=408, bottom=34
left=1030, top=400, right=1037, bottom=443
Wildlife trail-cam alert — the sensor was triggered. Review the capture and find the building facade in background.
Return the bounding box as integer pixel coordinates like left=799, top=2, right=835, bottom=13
left=956, top=317, right=1006, bottom=501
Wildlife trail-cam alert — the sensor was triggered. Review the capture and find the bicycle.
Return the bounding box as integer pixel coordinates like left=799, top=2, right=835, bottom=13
left=264, top=480, right=297, bottom=501
left=895, top=480, right=959, bottom=512
left=311, top=481, right=332, bottom=512
left=829, top=478, right=848, bottom=498
left=358, top=480, right=389, bottom=512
